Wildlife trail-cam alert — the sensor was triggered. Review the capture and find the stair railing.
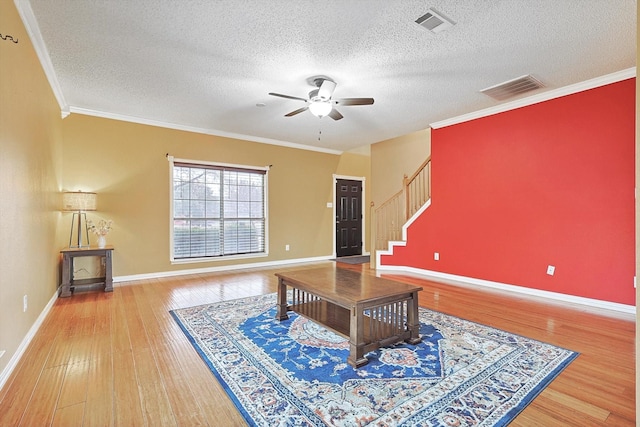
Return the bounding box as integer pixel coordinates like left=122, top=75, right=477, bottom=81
left=371, top=156, right=431, bottom=266
left=404, top=156, right=431, bottom=219
left=372, top=189, right=404, bottom=251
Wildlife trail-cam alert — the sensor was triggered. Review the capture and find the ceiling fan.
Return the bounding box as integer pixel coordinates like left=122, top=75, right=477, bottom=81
left=268, top=77, right=374, bottom=120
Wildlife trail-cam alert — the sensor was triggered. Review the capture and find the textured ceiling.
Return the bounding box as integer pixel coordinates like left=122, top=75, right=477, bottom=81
left=21, top=0, right=637, bottom=153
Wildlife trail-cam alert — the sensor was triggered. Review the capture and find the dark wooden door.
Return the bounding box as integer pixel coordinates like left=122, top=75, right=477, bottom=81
left=336, top=179, right=362, bottom=257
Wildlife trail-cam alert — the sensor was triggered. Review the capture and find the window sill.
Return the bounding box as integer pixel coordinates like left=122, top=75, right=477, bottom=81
left=170, top=252, right=268, bottom=265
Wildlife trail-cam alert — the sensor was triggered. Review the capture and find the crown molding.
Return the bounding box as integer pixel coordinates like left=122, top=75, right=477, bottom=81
left=14, top=0, right=69, bottom=118
left=431, top=67, right=637, bottom=129
left=68, top=106, right=343, bottom=155
left=13, top=0, right=341, bottom=155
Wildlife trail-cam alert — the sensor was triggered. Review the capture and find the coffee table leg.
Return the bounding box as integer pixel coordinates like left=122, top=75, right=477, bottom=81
left=406, top=291, right=422, bottom=345
left=276, top=277, right=289, bottom=321
left=347, top=303, right=369, bottom=367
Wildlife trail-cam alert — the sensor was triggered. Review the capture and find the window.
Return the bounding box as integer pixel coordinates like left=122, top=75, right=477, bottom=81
left=170, top=158, right=268, bottom=261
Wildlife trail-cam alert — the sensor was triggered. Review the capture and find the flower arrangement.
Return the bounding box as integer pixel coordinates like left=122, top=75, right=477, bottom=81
left=87, top=219, right=113, bottom=236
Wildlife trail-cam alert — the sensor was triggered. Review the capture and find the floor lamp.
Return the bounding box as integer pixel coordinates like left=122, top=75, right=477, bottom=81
left=62, top=191, right=97, bottom=248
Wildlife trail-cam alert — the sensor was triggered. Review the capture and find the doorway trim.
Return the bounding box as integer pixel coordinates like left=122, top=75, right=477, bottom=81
left=332, top=174, right=368, bottom=258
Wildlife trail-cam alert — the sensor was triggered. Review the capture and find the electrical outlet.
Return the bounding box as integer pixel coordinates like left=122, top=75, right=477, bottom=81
left=285, top=244, right=290, bottom=251
left=23, top=295, right=28, bottom=312
left=546, top=265, right=555, bottom=276
left=434, top=252, right=439, bottom=261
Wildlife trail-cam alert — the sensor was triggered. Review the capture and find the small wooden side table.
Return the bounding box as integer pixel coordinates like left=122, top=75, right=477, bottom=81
left=60, top=245, right=114, bottom=297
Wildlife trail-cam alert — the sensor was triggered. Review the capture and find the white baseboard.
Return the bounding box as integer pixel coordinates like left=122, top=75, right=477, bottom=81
left=377, top=264, right=636, bottom=316
left=114, top=255, right=334, bottom=284
left=0, top=290, right=58, bottom=391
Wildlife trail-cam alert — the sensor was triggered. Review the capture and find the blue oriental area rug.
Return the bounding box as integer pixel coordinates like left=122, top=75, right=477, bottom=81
left=170, top=293, right=578, bottom=426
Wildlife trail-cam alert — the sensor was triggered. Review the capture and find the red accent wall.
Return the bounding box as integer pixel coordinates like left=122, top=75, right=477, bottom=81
left=381, top=78, right=636, bottom=306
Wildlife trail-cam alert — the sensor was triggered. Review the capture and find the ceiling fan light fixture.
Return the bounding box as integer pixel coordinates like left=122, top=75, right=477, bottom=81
left=309, top=100, right=332, bottom=118
left=269, top=77, right=373, bottom=121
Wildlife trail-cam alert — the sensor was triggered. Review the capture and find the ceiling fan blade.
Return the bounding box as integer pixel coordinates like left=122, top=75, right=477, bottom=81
left=335, top=97, right=374, bottom=106
left=328, top=109, right=343, bottom=121
left=284, top=106, right=309, bottom=117
left=318, top=80, right=337, bottom=100
left=269, top=92, right=308, bottom=102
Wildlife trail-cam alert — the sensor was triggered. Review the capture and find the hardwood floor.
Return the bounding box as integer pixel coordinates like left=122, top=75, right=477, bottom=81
left=0, top=261, right=635, bottom=426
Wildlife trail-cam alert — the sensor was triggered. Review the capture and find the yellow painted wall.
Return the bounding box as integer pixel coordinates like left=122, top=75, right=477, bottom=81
left=0, top=1, right=63, bottom=374
left=0, top=0, right=371, bottom=379
left=370, top=129, right=431, bottom=207
left=60, top=115, right=371, bottom=277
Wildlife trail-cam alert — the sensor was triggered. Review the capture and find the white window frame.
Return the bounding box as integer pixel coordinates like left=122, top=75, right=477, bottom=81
left=168, top=156, right=269, bottom=264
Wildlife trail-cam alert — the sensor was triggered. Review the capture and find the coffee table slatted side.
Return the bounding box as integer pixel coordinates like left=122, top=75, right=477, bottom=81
left=292, top=296, right=411, bottom=346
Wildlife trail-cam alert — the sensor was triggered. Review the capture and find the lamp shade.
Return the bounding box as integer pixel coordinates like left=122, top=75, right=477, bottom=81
left=62, top=191, right=97, bottom=211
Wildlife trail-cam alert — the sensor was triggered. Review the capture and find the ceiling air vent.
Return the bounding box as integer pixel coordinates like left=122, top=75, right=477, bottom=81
left=415, top=8, right=455, bottom=33
left=480, top=75, right=545, bottom=101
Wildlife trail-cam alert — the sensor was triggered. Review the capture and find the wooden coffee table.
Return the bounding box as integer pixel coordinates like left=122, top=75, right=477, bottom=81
left=275, top=266, right=422, bottom=368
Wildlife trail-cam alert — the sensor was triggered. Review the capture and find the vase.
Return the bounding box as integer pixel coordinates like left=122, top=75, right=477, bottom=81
left=97, top=235, right=107, bottom=248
